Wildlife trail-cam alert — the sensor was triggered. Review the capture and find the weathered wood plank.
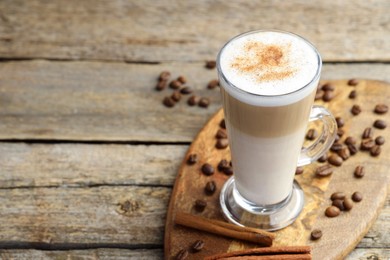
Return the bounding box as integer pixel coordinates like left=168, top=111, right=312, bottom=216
left=1, top=61, right=390, bottom=142
left=0, top=0, right=388, bottom=62
left=0, top=186, right=170, bottom=247
left=0, top=249, right=163, bottom=260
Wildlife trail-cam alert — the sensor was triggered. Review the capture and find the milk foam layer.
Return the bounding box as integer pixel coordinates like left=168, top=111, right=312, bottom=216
left=218, top=31, right=320, bottom=106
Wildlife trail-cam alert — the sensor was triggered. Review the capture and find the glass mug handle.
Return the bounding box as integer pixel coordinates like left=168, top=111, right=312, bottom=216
left=297, top=105, right=337, bottom=166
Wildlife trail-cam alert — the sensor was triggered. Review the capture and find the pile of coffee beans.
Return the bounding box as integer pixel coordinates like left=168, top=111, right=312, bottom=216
left=324, top=191, right=363, bottom=218
left=215, top=119, right=229, bottom=149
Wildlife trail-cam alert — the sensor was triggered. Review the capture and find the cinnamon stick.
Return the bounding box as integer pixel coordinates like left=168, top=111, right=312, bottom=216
left=174, top=212, right=274, bottom=246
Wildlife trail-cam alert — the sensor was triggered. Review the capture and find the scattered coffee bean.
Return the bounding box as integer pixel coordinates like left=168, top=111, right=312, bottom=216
left=207, top=79, right=219, bottom=89
left=315, top=89, right=324, bottom=100
left=325, top=206, right=340, bottom=217
left=180, top=86, right=193, bottom=95
left=347, top=79, right=359, bottom=86
left=351, top=105, right=361, bottom=115
left=177, top=76, right=187, bottom=84
left=306, top=129, right=318, bottom=140
left=216, top=138, right=229, bottom=149
left=163, top=96, right=175, bottom=108
left=344, top=136, right=357, bottom=145
left=332, top=199, right=345, bottom=211
left=331, top=192, right=346, bottom=201
left=343, top=198, right=353, bottom=211
left=321, top=83, right=335, bottom=91
left=205, top=181, right=216, bottom=195
left=187, top=95, right=199, bottom=106
left=373, top=119, right=387, bottom=129
left=216, top=129, right=228, bottom=139
left=338, top=147, right=350, bottom=160
left=171, top=91, right=181, bottom=102
left=347, top=143, right=358, bottom=155
left=352, top=191, right=363, bottom=202
left=198, top=97, right=210, bottom=108
left=223, top=166, right=234, bottom=176
left=155, top=80, right=167, bottom=91
left=328, top=154, right=343, bottom=166
left=370, top=145, right=381, bottom=157
left=322, top=90, right=334, bottom=102
left=375, top=136, right=385, bottom=145
left=220, top=119, right=226, bottom=129
left=201, top=163, right=214, bottom=176
left=175, top=249, right=188, bottom=260
left=315, top=164, right=333, bottom=177
left=191, top=239, right=205, bottom=252
left=187, top=154, right=198, bottom=165
left=335, top=117, right=344, bottom=128
left=362, top=127, right=373, bottom=139
left=374, top=104, right=388, bottom=114
left=337, top=128, right=345, bottom=137
left=330, top=143, right=343, bottom=152
left=218, top=159, right=229, bottom=172
left=194, top=199, right=207, bottom=212
left=169, top=80, right=182, bottom=90
left=295, top=167, right=304, bottom=175
left=205, top=60, right=216, bottom=69
left=159, top=71, right=171, bottom=81
left=354, top=165, right=365, bottom=178
left=317, top=153, right=328, bottom=163
left=360, top=139, right=375, bottom=150
left=348, top=90, right=357, bottom=99
left=310, top=229, right=323, bottom=240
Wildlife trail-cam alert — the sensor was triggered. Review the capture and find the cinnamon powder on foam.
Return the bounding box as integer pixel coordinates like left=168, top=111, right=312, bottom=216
left=230, top=41, right=297, bottom=82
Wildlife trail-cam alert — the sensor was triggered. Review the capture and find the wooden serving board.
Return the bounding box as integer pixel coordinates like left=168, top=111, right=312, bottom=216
left=164, top=79, right=390, bottom=260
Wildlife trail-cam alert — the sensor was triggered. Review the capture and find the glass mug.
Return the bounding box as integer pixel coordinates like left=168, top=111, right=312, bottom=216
left=217, top=30, right=337, bottom=231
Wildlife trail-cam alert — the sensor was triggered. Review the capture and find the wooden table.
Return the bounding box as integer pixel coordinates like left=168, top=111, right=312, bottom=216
left=0, top=1, right=389, bottom=259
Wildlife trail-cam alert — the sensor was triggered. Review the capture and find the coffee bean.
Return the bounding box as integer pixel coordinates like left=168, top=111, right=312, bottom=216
left=332, top=199, right=345, bottom=211
left=205, top=60, right=216, bottom=69
left=310, top=229, right=323, bottom=240
left=328, top=154, right=343, bottom=166
left=347, top=144, right=358, bottom=155
left=373, top=119, right=387, bottom=129
left=331, top=192, right=346, bottom=201
left=194, top=199, right=207, bottom=212
left=169, top=80, right=182, bottom=90
left=205, top=181, right=216, bottom=195
left=187, top=95, right=198, bottom=106
left=348, top=90, right=357, bottom=99
left=207, top=79, right=219, bottom=89
left=177, top=76, right=187, bottom=84
left=155, top=80, right=167, bottom=91
left=216, top=129, right=228, bottom=139
left=315, top=89, right=324, bottom=100
left=321, top=83, right=335, bottom=91
left=218, top=159, right=229, bottom=172
left=163, top=97, right=175, bottom=108
left=325, top=206, right=340, bottom=217
left=347, top=79, right=359, bottom=86
left=220, top=119, right=226, bottom=129
left=343, top=198, right=353, bottom=211
left=335, top=117, right=344, bottom=128
left=337, top=128, right=345, bottom=137
left=330, top=143, right=343, bottom=152
left=370, top=145, right=381, bottom=157
left=171, top=91, right=181, bottom=102
left=337, top=147, right=350, bottom=160
left=354, top=165, right=365, bottom=178
left=360, top=139, right=375, bottom=151
left=198, top=97, right=210, bottom=108
left=223, top=166, right=234, bottom=176
left=216, top=138, right=229, bottom=149
left=322, top=90, right=334, bottom=102
left=201, top=163, right=214, bottom=176
left=375, top=136, right=385, bottom=145
left=180, top=86, right=193, bottom=95
left=317, top=153, right=328, bottom=163
left=191, top=240, right=205, bottom=252
left=187, top=154, right=198, bottom=165
left=306, top=129, right=318, bottom=140
left=159, top=71, right=171, bottom=81
left=351, top=105, right=361, bottom=115
left=374, top=104, right=388, bottom=114
left=362, top=127, right=373, bottom=139
left=344, top=136, right=357, bottom=145
left=315, top=164, right=333, bottom=177
left=352, top=191, right=363, bottom=202
left=295, top=167, right=304, bottom=175
left=175, top=249, right=188, bottom=260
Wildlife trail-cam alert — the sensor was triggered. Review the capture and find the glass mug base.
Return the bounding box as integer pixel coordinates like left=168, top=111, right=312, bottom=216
left=220, top=176, right=304, bottom=231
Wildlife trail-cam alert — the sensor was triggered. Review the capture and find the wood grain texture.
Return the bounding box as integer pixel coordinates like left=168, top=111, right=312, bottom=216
left=1, top=60, right=390, bottom=142
left=0, top=1, right=389, bottom=62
